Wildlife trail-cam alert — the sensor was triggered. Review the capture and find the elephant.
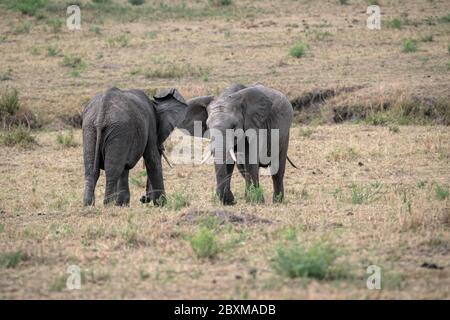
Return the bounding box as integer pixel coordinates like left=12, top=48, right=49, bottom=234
left=179, top=83, right=296, bottom=205
left=82, top=87, right=187, bottom=206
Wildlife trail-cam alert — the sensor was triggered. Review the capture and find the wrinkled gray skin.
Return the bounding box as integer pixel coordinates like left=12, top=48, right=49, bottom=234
left=82, top=87, right=187, bottom=206
left=180, top=84, right=293, bottom=205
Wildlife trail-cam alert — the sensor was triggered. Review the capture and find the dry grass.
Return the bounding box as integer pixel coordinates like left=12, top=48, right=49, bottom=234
left=0, top=126, right=449, bottom=299
left=0, top=0, right=449, bottom=299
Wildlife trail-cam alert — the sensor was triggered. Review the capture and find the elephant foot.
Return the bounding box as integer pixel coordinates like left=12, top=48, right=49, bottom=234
left=153, top=194, right=166, bottom=207
left=220, top=191, right=236, bottom=206
left=272, top=192, right=284, bottom=203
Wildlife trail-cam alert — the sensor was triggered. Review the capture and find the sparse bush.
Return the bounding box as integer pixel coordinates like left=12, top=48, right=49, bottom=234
left=0, top=126, right=36, bottom=147
left=47, top=18, right=63, bottom=33
left=0, top=87, right=20, bottom=120
left=272, top=241, right=338, bottom=280
left=166, top=189, right=190, bottom=210
left=56, top=131, right=77, bottom=148
left=62, top=55, right=86, bottom=69
left=388, top=125, right=399, bottom=133
left=13, top=21, right=32, bottom=34
left=106, top=34, right=130, bottom=48
left=435, top=184, right=449, bottom=200
left=438, top=13, right=450, bottom=23
left=9, top=0, right=48, bottom=16
left=289, top=42, right=308, bottom=58
left=47, top=44, right=61, bottom=57
left=327, top=146, right=358, bottom=162
left=144, top=64, right=209, bottom=79
left=128, top=0, right=145, bottom=5
left=299, top=127, right=314, bottom=138
left=189, top=227, right=220, bottom=259
left=338, top=0, right=348, bottom=5
left=420, top=35, right=433, bottom=42
left=246, top=183, right=264, bottom=204
left=387, top=18, right=402, bottom=29
left=402, top=38, right=418, bottom=53
left=351, top=182, right=382, bottom=204
left=448, top=44, right=450, bottom=54
left=209, top=0, right=233, bottom=6
left=0, top=250, right=24, bottom=268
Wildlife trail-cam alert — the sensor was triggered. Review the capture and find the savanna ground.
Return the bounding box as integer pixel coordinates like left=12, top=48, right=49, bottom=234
left=0, top=0, right=449, bottom=299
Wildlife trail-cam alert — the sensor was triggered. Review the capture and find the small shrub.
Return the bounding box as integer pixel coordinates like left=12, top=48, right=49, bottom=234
left=246, top=183, right=264, bottom=204
left=388, top=125, right=399, bottom=133
left=327, top=146, right=358, bottom=162
left=351, top=182, right=382, bottom=204
left=47, top=18, right=63, bottom=33
left=0, top=68, right=12, bottom=81
left=272, top=241, right=338, bottom=280
left=13, top=21, right=32, bottom=34
left=106, top=34, right=130, bottom=48
left=299, top=127, right=314, bottom=138
left=0, top=127, right=36, bottom=147
left=47, top=44, right=62, bottom=57
left=62, top=55, right=86, bottom=69
left=387, top=18, right=402, bottom=29
left=435, top=184, right=449, bottom=200
left=402, top=38, right=418, bottom=53
left=128, top=0, right=145, bottom=5
left=56, top=131, right=77, bottom=148
left=448, top=44, right=450, bottom=54
left=209, top=0, right=233, bottom=6
left=419, top=35, right=433, bottom=42
left=0, top=87, right=20, bottom=119
left=438, top=13, right=450, bottom=23
left=11, top=0, right=48, bottom=16
left=144, top=64, right=209, bottom=79
left=166, top=189, right=190, bottom=210
left=189, top=228, right=219, bottom=259
left=0, top=250, right=24, bottom=268
left=289, top=42, right=308, bottom=58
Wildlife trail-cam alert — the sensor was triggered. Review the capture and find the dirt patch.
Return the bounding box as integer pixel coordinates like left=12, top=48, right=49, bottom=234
left=178, top=209, right=274, bottom=226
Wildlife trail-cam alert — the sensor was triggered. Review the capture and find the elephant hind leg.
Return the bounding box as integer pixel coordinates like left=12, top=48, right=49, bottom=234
left=83, top=173, right=99, bottom=206
left=143, top=149, right=166, bottom=206
left=116, top=169, right=130, bottom=206
left=271, top=149, right=287, bottom=203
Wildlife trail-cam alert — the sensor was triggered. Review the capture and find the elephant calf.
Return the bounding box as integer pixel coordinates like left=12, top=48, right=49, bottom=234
left=82, top=87, right=187, bottom=206
left=180, top=84, right=295, bottom=205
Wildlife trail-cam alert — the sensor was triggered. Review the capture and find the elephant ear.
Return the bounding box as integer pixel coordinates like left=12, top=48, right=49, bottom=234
left=178, top=95, right=214, bottom=138
left=153, top=88, right=188, bottom=147
left=240, top=87, right=272, bottom=130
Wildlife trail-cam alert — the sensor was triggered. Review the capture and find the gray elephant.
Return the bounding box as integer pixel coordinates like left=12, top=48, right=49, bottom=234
left=82, top=87, right=187, bottom=206
left=179, top=84, right=296, bottom=205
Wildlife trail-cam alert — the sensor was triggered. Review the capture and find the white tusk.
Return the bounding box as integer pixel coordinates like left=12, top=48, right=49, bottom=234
left=200, top=151, right=212, bottom=165
left=161, top=150, right=173, bottom=168
left=229, top=148, right=237, bottom=162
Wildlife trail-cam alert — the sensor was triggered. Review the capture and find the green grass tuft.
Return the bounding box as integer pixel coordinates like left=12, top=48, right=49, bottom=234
left=402, top=38, right=418, bottom=53
left=246, top=183, right=264, bottom=204
left=56, top=131, right=77, bottom=148
left=435, top=183, right=449, bottom=200
left=189, top=228, right=220, bottom=259
left=289, top=42, right=308, bottom=58
left=0, top=250, right=24, bottom=268
left=272, top=241, right=339, bottom=280
left=165, top=189, right=190, bottom=210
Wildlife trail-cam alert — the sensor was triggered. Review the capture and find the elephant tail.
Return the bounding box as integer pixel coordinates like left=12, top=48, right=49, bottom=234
left=92, top=126, right=102, bottom=179
left=287, top=155, right=299, bottom=169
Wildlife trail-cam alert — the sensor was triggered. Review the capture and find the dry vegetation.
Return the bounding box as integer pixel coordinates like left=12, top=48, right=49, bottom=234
left=0, top=0, right=449, bottom=299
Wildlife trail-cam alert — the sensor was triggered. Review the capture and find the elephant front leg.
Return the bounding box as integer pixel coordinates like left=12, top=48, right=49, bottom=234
left=140, top=174, right=153, bottom=204
left=215, top=163, right=236, bottom=205
left=142, top=152, right=166, bottom=206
